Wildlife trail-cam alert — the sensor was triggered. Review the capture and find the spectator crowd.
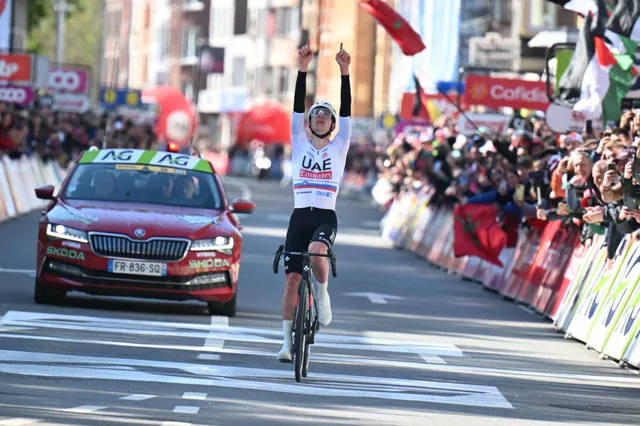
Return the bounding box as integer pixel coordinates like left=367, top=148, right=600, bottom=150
left=372, top=110, right=640, bottom=259
left=0, top=101, right=158, bottom=168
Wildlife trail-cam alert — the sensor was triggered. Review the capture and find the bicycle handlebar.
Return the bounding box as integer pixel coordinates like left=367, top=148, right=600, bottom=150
left=272, top=244, right=337, bottom=277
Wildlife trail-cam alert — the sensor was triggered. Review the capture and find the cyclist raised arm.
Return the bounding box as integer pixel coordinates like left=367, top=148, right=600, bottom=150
left=277, top=41, right=352, bottom=362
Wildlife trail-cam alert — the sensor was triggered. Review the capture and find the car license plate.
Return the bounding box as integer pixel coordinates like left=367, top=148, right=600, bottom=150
left=108, top=260, right=167, bottom=276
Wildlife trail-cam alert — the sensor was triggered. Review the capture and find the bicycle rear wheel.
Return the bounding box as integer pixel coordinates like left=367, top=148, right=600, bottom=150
left=294, top=279, right=309, bottom=383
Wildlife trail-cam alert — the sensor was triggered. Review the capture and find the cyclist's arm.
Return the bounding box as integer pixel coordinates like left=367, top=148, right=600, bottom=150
left=336, top=73, right=352, bottom=153
left=292, top=71, right=307, bottom=141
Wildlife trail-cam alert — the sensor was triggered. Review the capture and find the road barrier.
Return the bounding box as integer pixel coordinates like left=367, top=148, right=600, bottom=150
left=0, top=155, right=68, bottom=223
left=381, top=189, right=640, bottom=370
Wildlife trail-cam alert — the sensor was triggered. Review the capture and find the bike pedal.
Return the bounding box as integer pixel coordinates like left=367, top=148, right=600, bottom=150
left=279, top=358, right=293, bottom=364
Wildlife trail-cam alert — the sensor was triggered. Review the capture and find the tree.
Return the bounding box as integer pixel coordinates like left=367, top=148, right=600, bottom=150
left=27, top=0, right=85, bottom=54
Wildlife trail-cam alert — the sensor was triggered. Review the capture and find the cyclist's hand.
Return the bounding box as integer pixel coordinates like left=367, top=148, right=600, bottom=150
left=335, top=43, right=351, bottom=74
left=298, top=39, right=313, bottom=71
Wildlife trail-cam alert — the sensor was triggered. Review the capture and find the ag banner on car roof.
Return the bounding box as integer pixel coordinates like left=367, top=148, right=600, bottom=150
left=78, top=149, right=213, bottom=173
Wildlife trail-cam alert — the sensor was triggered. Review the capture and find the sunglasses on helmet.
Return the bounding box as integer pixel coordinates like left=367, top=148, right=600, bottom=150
left=310, top=107, right=332, bottom=118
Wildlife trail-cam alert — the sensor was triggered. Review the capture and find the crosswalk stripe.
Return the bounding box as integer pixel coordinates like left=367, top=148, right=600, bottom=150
left=173, top=406, right=200, bottom=414
left=0, top=419, right=41, bottom=426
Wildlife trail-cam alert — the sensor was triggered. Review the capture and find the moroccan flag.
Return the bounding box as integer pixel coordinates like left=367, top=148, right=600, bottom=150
left=453, top=204, right=507, bottom=267
left=607, top=0, right=640, bottom=43
left=358, top=0, right=426, bottom=56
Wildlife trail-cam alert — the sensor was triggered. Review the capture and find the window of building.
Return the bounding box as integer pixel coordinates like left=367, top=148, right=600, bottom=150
left=234, top=0, right=248, bottom=35
left=264, top=66, right=274, bottom=95
left=277, top=67, right=291, bottom=95
left=183, top=27, right=198, bottom=57
left=182, top=81, right=194, bottom=100
left=232, top=57, right=246, bottom=87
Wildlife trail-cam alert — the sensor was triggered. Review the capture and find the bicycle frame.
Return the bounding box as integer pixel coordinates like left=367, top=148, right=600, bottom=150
left=273, top=244, right=337, bottom=381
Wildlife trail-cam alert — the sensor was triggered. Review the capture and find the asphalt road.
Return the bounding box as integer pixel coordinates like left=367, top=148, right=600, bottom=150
left=1, top=177, right=639, bottom=426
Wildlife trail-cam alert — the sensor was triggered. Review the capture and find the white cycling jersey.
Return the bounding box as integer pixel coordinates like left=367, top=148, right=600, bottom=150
left=290, top=112, right=351, bottom=210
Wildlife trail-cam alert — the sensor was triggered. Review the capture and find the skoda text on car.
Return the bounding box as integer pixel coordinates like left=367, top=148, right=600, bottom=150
left=33, top=148, right=255, bottom=317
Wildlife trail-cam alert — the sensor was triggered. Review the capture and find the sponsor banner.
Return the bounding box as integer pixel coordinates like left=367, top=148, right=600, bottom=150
left=463, top=74, right=550, bottom=111
left=48, top=67, right=89, bottom=93
left=99, top=87, right=143, bottom=109
left=79, top=149, right=214, bottom=173
left=0, top=53, right=32, bottom=83
left=594, top=240, right=640, bottom=358
left=565, top=239, right=629, bottom=344
left=51, top=93, right=91, bottom=113
left=456, top=113, right=510, bottom=136
left=532, top=225, right=577, bottom=314
left=0, top=86, right=34, bottom=106
left=546, top=240, right=592, bottom=321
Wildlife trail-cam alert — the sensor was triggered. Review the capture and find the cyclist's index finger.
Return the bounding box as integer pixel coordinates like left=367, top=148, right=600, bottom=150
left=340, top=42, right=343, bottom=51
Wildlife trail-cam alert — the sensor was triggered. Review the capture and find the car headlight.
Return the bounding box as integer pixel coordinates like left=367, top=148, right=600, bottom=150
left=190, top=236, right=234, bottom=254
left=46, top=223, right=89, bottom=243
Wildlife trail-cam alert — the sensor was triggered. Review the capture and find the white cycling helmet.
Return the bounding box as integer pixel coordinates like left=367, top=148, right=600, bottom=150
left=308, top=101, right=337, bottom=123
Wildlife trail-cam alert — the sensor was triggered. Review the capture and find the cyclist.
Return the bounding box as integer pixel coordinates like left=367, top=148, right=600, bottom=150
left=277, top=40, right=352, bottom=362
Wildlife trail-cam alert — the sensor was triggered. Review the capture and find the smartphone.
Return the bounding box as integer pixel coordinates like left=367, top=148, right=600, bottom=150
left=515, top=184, right=525, bottom=202
left=608, top=162, right=618, bottom=172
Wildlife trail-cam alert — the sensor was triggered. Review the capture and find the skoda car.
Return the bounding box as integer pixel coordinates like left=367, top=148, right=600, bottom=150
left=33, top=147, right=255, bottom=317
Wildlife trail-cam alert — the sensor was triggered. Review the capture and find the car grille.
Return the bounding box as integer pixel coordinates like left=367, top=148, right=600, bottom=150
left=90, top=234, right=189, bottom=261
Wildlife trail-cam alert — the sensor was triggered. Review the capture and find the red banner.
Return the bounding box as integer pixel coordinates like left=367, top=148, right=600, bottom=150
left=463, top=75, right=550, bottom=111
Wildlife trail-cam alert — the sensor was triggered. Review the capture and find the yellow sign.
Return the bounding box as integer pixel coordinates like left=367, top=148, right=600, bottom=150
left=126, top=91, right=140, bottom=106
left=114, top=164, right=186, bottom=175
left=381, top=113, right=397, bottom=130
left=103, top=90, right=117, bottom=104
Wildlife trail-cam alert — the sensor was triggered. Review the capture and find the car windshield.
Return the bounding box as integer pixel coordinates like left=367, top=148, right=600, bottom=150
left=62, top=163, right=224, bottom=210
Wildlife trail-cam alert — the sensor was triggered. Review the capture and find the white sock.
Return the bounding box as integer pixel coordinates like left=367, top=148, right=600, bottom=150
left=283, top=320, right=293, bottom=346
left=317, top=281, right=328, bottom=295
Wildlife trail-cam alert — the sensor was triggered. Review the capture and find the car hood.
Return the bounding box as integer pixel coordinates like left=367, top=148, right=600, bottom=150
left=47, top=199, right=234, bottom=239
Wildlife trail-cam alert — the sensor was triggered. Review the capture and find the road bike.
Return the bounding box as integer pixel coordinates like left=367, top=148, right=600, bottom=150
left=273, top=244, right=337, bottom=382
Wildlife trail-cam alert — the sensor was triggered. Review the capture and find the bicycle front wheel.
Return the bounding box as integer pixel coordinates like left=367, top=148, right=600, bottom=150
left=294, top=280, right=309, bottom=383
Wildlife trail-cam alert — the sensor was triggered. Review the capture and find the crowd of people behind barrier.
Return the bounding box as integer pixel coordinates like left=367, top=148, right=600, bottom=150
left=371, top=111, right=640, bottom=257
left=0, top=101, right=158, bottom=169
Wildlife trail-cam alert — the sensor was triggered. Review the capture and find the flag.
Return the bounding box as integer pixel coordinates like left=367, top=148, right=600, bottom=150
left=558, top=11, right=634, bottom=122
left=545, top=0, right=596, bottom=15
left=412, top=74, right=431, bottom=120
left=453, top=204, right=507, bottom=267
left=358, top=0, right=426, bottom=56
left=607, top=0, right=640, bottom=43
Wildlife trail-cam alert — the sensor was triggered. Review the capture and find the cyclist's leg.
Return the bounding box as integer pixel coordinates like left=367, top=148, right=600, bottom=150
left=309, top=211, right=338, bottom=326
left=278, top=209, right=312, bottom=361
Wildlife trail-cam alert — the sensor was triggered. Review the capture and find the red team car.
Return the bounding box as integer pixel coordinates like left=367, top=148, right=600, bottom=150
left=33, top=147, right=255, bottom=317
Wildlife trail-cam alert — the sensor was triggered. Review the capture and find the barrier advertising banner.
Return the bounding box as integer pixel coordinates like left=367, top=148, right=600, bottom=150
left=593, top=240, right=640, bottom=357
left=565, top=239, right=630, bottom=344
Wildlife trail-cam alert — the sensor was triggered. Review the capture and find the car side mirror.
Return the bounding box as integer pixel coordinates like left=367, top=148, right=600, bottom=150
left=231, top=198, right=255, bottom=214
left=35, top=184, right=56, bottom=200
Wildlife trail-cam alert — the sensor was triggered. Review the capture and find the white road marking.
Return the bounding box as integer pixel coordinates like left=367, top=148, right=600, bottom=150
left=182, top=392, right=207, bottom=400
left=197, top=316, right=228, bottom=360
left=173, top=406, right=200, bottom=414
left=196, top=354, right=221, bottom=361
left=63, top=405, right=107, bottom=413
left=241, top=225, right=392, bottom=248
left=119, top=394, right=156, bottom=401
left=344, top=292, right=405, bottom=304
left=0, top=419, right=41, bottom=426
left=0, top=311, right=462, bottom=357
left=0, top=349, right=513, bottom=409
